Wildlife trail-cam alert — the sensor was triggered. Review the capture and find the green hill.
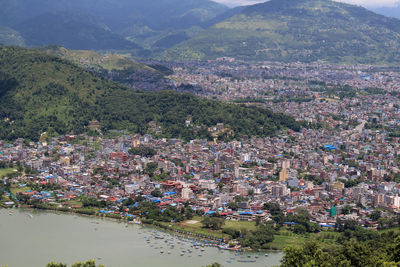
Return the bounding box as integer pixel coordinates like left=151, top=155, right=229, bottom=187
left=40, top=45, right=173, bottom=91
left=163, top=0, right=400, bottom=64
left=0, top=46, right=300, bottom=141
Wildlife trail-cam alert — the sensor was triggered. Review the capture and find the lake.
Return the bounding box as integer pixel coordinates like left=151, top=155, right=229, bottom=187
left=0, top=208, right=282, bottom=267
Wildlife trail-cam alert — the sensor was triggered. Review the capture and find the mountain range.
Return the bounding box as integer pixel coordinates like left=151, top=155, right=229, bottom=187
left=1, top=0, right=400, bottom=64
left=0, top=0, right=228, bottom=51
left=163, top=0, right=400, bottom=64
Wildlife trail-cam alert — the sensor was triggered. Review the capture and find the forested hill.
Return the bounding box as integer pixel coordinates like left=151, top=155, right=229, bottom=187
left=163, top=0, right=400, bottom=64
left=0, top=46, right=301, bottom=141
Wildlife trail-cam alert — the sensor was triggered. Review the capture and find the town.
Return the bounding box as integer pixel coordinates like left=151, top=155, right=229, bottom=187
left=2, top=59, right=400, bottom=248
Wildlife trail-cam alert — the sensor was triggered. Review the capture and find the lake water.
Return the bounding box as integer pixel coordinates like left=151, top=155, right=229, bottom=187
left=0, top=208, right=282, bottom=267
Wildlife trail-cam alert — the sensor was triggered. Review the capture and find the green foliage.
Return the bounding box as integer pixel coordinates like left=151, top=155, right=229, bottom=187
left=129, top=146, right=156, bottom=157
left=240, top=224, right=275, bottom=249
left=47, top=260, right=104, bottom=267
left=135, top=201, right=185, bottom=222
left=47, top=263, right=67, bottom=267
left=281, top=241, right=336, bottom=267
left=0, top=46, right=301, bottom=141
left=203, top=263, right=222, bottom=267
left=201, top=216, right=225, bottom=230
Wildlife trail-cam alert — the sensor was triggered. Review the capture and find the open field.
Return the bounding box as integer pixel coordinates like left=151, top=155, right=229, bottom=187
left=0, top=168, right=17, bottom=177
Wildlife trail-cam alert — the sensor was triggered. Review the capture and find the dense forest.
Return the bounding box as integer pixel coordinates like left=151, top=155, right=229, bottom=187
left=0, top=46, right=301, bottom=141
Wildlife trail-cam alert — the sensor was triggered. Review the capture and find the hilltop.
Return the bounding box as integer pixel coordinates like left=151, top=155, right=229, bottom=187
left=0, top=46, right=300, bottom=141
left=41, top=45, right=172, bottom=91
left=163, top=0, right=400, bottom=64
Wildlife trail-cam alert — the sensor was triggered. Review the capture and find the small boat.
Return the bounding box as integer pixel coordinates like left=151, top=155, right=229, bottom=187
left=264, top=253, right=269, bottom=257
left=160, top=250, right=164, bottom=253
left=168, top=251, right=171, bottom=254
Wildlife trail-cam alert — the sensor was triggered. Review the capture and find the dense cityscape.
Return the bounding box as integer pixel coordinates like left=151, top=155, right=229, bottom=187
left=3, top=60, right=400, bottom=239
left=3, top=0, right=400, bottom=266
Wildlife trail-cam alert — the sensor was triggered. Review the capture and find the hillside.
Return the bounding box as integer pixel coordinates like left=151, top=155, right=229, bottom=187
left=41, top=46, right=154, bottom=71
left=0, top=0, right=228, bottom=50
left=14, top=11, right=141, bottom=51
left=163, top=0, right=400, bottom=64
left=0, top=46, right=300, bottom=141
left=40, top=45, right=173, bottom=91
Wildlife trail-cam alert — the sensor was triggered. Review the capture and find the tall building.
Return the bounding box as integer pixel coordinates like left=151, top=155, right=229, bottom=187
left=279, top=168, right=289, bottom=181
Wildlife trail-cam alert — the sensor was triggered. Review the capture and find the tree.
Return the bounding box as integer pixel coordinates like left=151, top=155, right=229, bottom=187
left=71, top=260, right=104, bottom=267
left=281, top=242, right=336, bottom=267
left=369, top=210, right=382, bottom=221
left=201, top=216, right=225, bottom=230
left=227, top=202, right=238, bottom=211
left=128, top=146, right=156, bottom=157
left=203, top=263, right=222, bottom=267
left=47, top=263, right=67, bottom=267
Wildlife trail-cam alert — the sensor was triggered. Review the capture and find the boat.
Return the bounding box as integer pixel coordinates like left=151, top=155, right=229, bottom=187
left=160, top=250, right=164, bottom=253
left=238, top=260, right=257, bottom=263
left=264, top=253, right=269, bottom=257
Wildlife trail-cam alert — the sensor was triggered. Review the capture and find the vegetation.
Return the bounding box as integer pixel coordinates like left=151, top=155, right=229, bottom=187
left=281, top=232, right=400, bottom=267
left=41, top=46, right=172, bottom=91
left=0, top=46, right=301, bottom=141
left=128, top=146, right=157, bottom=157
left=201, top=216, right=225, bottom=230
left=47, top=260, right=104, bottom=267
left=164, top=0, right=400, bottom=64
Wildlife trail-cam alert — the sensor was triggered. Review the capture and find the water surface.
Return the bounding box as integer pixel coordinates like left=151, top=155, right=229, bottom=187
left=0, top=209, right=282, bottom=267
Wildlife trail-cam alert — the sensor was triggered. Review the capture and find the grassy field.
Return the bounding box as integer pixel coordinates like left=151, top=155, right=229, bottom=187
left=165, top=216, right=341, bottom=250
left=0, top=168, right=16, bottom=177
left=10, top=186, right=31, bottom=195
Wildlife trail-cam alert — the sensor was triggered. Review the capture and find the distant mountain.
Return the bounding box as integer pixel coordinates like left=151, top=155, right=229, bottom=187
left=163, top=0, right=400, bottom=64
left=13, top=11, right=140, bottom=50
left=373, top=6, right=400, bottom=19
left=0, top=46, right=300, bottom=141
left=0, top=0, right=228, bottom=50
left=0, top=26, right=25, bottom=46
